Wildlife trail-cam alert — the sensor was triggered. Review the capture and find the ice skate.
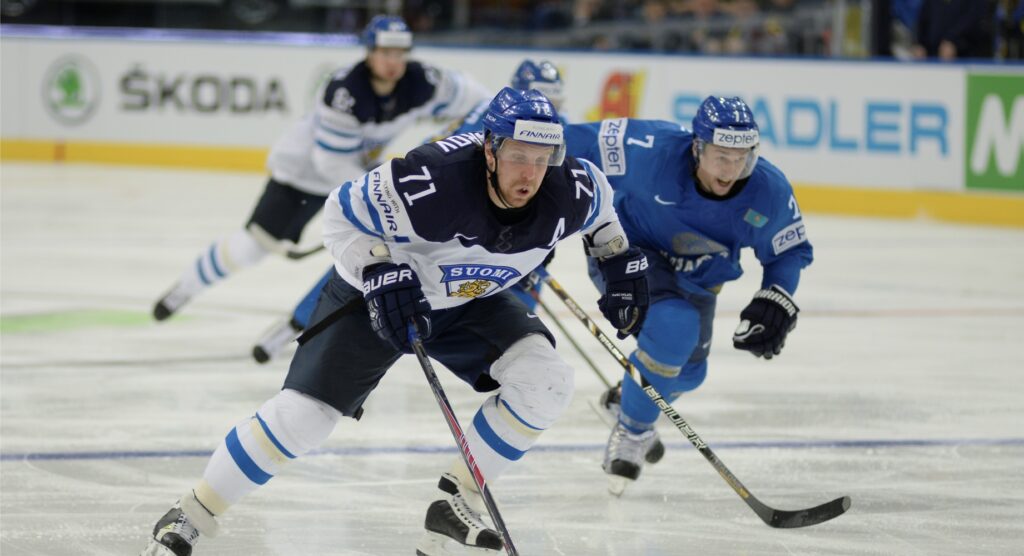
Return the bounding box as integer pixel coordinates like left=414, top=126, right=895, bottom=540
left=590, top=381, right=665, bottom=464
left=415, top=472, right=502, bottom=556
left=603, top=421, right=662, bottom=496
left=140, top=493, right=218, bottom=556
left=252, top=317, right=304, bottom=363
left=152, top=280, right=201, bottom=321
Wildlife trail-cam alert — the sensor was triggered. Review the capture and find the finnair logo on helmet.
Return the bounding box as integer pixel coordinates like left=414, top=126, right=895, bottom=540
left=375, top=30, right=412, bottom=48
left=513, top=120, right=563, bottom=145
left=713, top=128, right=759, bottom=148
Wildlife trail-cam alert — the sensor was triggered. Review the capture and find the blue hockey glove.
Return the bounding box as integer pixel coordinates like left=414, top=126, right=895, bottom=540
left=597, top=247, right=650, bottom=339
left=362, top=262, right=432, bottom=353
left=732, top=285, right=799, bottom=359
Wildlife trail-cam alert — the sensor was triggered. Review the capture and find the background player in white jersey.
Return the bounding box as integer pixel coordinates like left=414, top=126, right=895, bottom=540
left=140, top=88, right=649, bottom=556
left=151, top=15, right=489, bottom=322
left=250, top=58, right=566, bottom=363
left=562, top=96, right=813, bottom=494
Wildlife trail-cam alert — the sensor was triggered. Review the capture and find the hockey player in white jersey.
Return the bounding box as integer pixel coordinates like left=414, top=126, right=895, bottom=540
left=140, top=88, right=649, bottom=556
left=151, top=15, right=489, bottom=322
left=249, top=58, right=566, bottom=364
left=563, top=96, right=814, bottom=494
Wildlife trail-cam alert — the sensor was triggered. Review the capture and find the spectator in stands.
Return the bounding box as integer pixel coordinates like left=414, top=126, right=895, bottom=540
left=912, top=0, right=997, bottom=60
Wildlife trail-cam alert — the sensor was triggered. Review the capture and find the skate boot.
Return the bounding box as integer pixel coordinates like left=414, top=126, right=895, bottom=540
left=140, top=493, right=218, bottom=556
left=415, top=472, right=503, bottom=556
left=603, top=421, right=662, bottom=496
left=252, top=317, right=304, bottom=363
left=152, top=280, right=201, bottom=321
left=593, top=382, right=665, bottom=464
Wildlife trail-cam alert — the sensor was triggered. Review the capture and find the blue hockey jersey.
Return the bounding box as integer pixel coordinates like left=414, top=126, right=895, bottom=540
left=564, top=118, right=812, bottom=294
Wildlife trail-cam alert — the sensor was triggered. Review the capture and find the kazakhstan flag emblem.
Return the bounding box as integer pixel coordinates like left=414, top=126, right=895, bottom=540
left=743, top=209, right=769, bottom=228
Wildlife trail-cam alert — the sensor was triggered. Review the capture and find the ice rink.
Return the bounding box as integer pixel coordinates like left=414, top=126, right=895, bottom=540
left=1, top=162, right=1022, bottom=555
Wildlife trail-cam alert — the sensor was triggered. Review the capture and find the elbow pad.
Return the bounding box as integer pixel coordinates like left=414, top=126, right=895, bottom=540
left=584, top=221, right=629, bottom=259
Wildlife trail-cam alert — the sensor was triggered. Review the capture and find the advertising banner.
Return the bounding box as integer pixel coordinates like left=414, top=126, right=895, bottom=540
left=2, top=28, right=1022, bottom=199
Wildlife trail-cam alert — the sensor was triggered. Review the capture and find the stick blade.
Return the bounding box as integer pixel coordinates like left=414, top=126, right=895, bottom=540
left=763, top=496, right=851, bottom=529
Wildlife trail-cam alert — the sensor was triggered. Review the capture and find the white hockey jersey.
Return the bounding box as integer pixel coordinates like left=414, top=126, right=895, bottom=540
left=267, top=61, right=490, bottom=196
left=323, top=132, right=622, bottom=309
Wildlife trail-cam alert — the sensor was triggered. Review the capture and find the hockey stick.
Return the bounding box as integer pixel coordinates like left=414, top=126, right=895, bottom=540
left=407, top=325, right=520, bottom=555
left=247, top=223, right=326, bottom=260
left=531, top=286, right=611, bottom=388
left=285, top=244, right=325, bottom=260
left=541, top=274, right=851, bottom=529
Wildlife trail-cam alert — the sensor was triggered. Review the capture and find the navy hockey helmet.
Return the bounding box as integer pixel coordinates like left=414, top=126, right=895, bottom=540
left=362, top=15, right=412, bottom=49
left=482, top=86, right=566, bottom=167
left=510, top=60, right=564, bottom=109
left=692, top=96, right=760, bottom=179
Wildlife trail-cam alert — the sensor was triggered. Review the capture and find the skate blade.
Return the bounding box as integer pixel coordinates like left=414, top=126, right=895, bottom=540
left=415, top=531, right=500, bottom=556
left=607, top=475, right=632, bottom=497
left=139, top=540, right=178, bottom=556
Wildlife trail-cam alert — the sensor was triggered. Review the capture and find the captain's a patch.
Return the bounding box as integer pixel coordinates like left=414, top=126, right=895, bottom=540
left=439, top=264, right=522, bottom=298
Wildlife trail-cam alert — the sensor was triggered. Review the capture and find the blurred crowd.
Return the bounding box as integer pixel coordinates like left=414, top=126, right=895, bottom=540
left=3, top=0, right=1021, bottom=60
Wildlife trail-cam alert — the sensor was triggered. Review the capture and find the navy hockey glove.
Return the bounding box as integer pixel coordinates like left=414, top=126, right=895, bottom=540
left=362, top=262, right=432, bottom=353
left=597, top=247, right=650, bottom=339
left=732, top=285, right=799, bottom=359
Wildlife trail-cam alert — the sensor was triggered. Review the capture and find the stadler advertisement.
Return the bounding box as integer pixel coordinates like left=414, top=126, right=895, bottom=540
left=2, top=29, right=1021, bottom=194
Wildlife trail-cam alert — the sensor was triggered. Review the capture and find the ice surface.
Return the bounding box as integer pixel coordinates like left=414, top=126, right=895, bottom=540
left=2, top=163, right=1022, bottom=555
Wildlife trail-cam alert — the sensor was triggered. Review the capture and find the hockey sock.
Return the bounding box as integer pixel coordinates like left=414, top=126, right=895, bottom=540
left=461, top=335, right=574, bottom=480
left=178, top=228, right=269, bottom=294
left=618, top=298, right=705, bottom=431
left=193, top=389, right=341, bottom=516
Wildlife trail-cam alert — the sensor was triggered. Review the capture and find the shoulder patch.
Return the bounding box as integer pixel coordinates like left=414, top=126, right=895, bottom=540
left=772, top=221, right=808, bottom=255
left=330, top=87, right=355, bottom=113
left=598, top=118, right=628, bottom=176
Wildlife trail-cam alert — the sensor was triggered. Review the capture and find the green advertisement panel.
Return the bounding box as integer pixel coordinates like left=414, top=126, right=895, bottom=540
left=965, top=73, right=1024, bottom=192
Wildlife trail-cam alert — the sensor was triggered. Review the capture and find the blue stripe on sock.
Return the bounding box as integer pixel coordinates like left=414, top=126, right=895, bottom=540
left=195, top=258, right=210, bottom=285
left=472, top=409, right=525, bottom=461
left=225, top=428, right=273, bottom=485
left=498, top=397, right=543, bottom=431
left=254, top=413, right=296, bottom=459
left=207, top=245, right=225, bottom=278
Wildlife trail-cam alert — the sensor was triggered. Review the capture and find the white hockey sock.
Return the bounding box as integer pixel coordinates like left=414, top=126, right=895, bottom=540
left=178, top=228, right=268, bottom=293
left=458, top=334, right=575, bottom=482
left=194, top=389, right=341, bottom=515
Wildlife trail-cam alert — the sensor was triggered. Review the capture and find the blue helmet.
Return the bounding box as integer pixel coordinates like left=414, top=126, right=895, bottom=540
left=510, top=60, right=564, bottom=108
left=691, top=96, right=760, bottom=179
left=362, top=15, right=412, bottom=49
left=482, top=87, right=566, bottom=166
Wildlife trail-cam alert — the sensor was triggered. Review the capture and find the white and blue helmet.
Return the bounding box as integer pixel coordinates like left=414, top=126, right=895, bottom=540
left=362, top=15, right=412, bottom=49
left=482, top=87, right=566, bottom=167
left=692, top=96, right=760, bottom=179
left=510, top=60, right=564, bottom=109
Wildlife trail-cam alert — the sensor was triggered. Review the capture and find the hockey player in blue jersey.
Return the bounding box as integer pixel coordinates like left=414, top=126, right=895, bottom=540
left=250, top=59, right=566, bottom=363
left=563, top=96, right=813, bottom=494
left=150, top=15, right=488, bottom=323
left=140, top=88, right=649, bottom=556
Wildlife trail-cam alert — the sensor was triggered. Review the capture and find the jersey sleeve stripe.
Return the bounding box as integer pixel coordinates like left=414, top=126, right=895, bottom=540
left=580, top=162, right=604, bottom=230
left=359, top=174, right=386, bottom=235
left=337, top=181, right=383, bottom=238
left=315, top=114, right=361, bottom=139
left=316, top=139, right=364, bottom=154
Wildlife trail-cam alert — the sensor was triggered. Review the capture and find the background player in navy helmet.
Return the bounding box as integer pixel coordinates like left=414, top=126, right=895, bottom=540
left=140, top=88, right=649, bottom=556
left=250, top=59, right=567, bottom=363
left=563, top=96, right=813, bottom=495
left=150, top=15, right=489, bottom=325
